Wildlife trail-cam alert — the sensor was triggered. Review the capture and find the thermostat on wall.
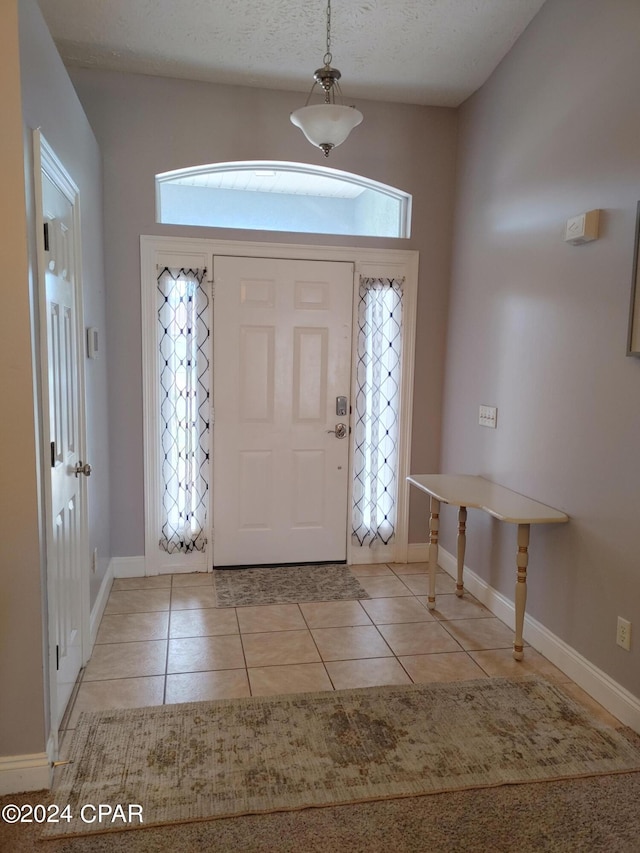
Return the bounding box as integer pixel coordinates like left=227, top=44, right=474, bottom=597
left=87, top=327, right=99, bottom=359
left=565, top=209, right=600, bottom=245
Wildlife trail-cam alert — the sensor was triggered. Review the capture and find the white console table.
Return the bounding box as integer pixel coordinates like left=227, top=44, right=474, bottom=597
left=407, top=474, right=568, bottom=660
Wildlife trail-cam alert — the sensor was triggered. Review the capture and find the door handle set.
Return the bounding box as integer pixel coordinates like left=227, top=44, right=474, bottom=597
left=327, top=395, right=349, bottom=438
left=73, top=461, right=92, bottom=477
left=326, top=423, right=348, bottom=439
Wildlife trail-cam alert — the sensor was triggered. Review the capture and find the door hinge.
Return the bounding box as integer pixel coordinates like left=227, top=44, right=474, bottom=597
left=56, top=644, right=60, bottom=671
left=43, top=222, right=50, bottom=251
left=50, top=441, right=56, bottom=467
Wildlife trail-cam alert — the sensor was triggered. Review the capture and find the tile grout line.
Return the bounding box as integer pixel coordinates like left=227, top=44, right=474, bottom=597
left=229, top=603, right=253, bottom=697
left=161, top=577, right=174, bottom=705
left=298, top=602, right=338, bottom=692
left=236, top=611, right=253, bottom=695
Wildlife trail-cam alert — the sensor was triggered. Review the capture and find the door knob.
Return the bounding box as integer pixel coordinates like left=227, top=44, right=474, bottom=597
left=326, top=423, right=347, bottom=439
left=74, top=461, right=92, bottom=477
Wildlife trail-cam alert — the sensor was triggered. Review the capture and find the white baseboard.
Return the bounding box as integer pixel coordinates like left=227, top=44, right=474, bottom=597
left=90, top=560, right=114, bottom=647
left=407, top=542, right=429, bottom=562
left=110, top=556, right=146, bottom=578
left=0, top=752, right=51, bottom=796
left=435, top=545, right=640, bottom=733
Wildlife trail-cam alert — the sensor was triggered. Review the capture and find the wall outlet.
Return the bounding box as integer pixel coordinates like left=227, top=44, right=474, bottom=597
left=479, top=405, right=498, bottom=428
left=92, top=547, right=98, bottom=574
left=616, top=617, right=631, bottom=651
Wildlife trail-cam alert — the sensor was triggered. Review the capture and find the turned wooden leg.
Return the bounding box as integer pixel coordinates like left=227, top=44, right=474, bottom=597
left=456, top=506, right=467, bottom=597
left=513, top=523, right=530, bottom=661
left=427, top=496, right=440, bottom=610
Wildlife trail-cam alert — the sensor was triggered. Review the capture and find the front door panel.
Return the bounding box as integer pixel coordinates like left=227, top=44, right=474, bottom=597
left=213, top=257, right=353, bottom=566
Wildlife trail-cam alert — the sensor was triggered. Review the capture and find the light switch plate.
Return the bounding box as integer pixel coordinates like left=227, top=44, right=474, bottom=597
left=479, top=405, right=497, bottom=428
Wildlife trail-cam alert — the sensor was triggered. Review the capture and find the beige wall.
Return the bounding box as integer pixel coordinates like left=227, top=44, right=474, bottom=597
left=69, top=68, right=459, bottom=556
left=442, top=0, right=640, bottom=696
left=0, top=0, right=46, bottom=756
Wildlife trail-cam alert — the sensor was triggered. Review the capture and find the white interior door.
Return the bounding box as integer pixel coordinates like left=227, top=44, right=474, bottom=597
left=38, top=149, right=88, bottom=731
left=213, top=256, right=353, bottom=566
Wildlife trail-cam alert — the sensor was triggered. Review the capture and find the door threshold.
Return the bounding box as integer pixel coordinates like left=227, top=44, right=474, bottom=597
left=214, top=560, right=348, bottom=570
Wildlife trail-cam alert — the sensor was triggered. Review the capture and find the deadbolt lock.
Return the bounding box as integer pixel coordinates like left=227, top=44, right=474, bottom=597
left=336, top=396, right=348, bottom=416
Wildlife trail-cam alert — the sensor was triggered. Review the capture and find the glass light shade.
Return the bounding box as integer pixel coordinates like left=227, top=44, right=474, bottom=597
left=290, top=104, right=363, bottom=150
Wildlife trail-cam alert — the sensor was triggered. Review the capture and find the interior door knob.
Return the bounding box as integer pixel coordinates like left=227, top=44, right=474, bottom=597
left=74, top=461, right=92, bottom=477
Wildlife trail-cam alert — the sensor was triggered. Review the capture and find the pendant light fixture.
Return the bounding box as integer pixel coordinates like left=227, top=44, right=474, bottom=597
left=290, top=0, right=363, bottom=157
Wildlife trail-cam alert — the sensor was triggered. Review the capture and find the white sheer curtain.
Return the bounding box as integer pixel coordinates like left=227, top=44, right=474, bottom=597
left=352, top=277, right=404, bottom=546
left=157, top=267, right=210, bottom=553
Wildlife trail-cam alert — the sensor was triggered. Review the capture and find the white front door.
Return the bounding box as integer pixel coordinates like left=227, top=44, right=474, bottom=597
left=39, top=153, right=88, bottom=731
left=213, top=256, right=353, bottom=566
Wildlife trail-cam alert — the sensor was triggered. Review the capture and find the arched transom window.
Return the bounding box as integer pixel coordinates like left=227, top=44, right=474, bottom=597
left=156, top=161, right=412, bottom=239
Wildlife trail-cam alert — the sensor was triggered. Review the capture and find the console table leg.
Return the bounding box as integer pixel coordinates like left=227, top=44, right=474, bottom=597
left=428, top=496, right=440, bottom=610
left=513, top=523, right=530, bottom=661
left=456, top=506, right=467, bottom=597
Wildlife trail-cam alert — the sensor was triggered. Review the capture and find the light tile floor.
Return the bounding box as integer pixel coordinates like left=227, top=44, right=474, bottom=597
left=60, top=562, right=620, bottom=748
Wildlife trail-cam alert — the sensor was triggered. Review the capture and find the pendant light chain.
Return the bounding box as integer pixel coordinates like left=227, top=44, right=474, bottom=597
left=289, top=0, right=363, bottom=157
left=324, top=0, right=332, bottom=66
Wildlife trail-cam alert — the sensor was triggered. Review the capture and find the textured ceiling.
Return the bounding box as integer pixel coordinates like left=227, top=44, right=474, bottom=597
left=37, top=0, right=547, bottom=107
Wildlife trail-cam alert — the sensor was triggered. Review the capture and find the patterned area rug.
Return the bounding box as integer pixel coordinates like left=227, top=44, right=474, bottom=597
left=46, top=678, right=640, bottom=838
left=213, top=563, right=370, bottom=607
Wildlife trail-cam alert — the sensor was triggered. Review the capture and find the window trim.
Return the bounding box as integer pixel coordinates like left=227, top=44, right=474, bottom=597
left=141, top=235, right=419, bottom=573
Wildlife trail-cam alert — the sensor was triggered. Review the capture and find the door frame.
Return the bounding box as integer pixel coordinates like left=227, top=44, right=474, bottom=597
left=33, top=130, right=90, bottom=755
left=141, top=235, right=418, bottom=572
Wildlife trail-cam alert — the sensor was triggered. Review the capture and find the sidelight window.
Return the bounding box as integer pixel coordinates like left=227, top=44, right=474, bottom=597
left=352, top=277, right=404, bottom=546
left=157, top=267, right=211, bottom=553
